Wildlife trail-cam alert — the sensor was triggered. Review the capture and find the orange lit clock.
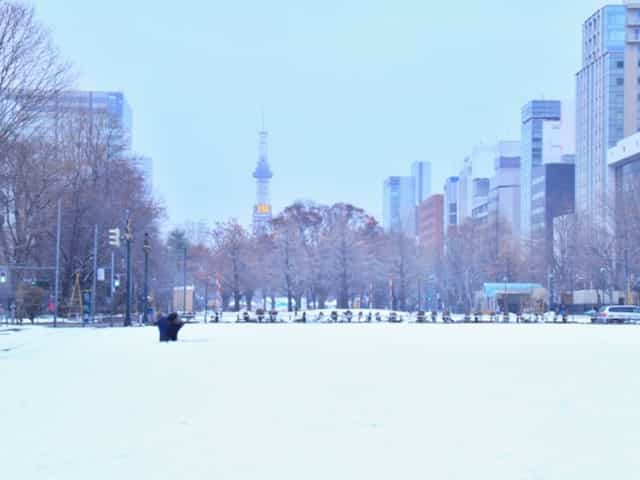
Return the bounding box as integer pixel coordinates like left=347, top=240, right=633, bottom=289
left=256, top=204, right=271, bottom=214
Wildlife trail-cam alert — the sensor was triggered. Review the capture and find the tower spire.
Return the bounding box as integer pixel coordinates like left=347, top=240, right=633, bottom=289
left=252, top=126, right=273, bottom=236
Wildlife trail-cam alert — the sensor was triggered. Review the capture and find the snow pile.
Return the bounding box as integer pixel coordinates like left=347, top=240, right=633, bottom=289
left=2, top=323, right=640, bottom=479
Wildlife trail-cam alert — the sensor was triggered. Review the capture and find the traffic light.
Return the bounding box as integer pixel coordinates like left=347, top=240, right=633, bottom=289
left=108, top=228, right=121, bottom=248
left=114, top=275, right=121, bottom=289
left=0, top=270, right=6, bottom=284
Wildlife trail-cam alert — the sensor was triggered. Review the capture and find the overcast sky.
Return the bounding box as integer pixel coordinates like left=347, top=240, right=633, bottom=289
left=32, top=0, right=607, bottom=230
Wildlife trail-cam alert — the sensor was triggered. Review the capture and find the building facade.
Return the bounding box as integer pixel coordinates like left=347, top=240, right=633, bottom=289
left=531, top=163, right=576, bottom=272
left=252, top=130, right=274, bottom=236
left=489, top=155, right=521, bottom=242
left=417, top=194, right=444, bottom=260
left=520, top=100, right=562, bottom=243
left=471, top=178, right=491, bottom=223
left=411, top=161, right=432, bottom=206
left=383, top=176, right=415, bottom=236
left=576, top=4, right=640, bottom=224
left=443, top=176, right=460, bottom=233
left=44, top=90, right=133, bottom=151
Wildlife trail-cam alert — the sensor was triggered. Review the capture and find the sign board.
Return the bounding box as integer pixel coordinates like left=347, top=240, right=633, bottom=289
left=97, top=268, right=105, bottom=282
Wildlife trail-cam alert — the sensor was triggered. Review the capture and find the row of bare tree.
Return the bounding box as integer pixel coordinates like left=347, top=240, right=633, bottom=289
left=174, top=183, right=640, bottom=314
left=0, top=2, right=164, bottom=316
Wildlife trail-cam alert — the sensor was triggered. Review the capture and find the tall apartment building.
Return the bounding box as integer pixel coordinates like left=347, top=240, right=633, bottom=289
left=576, top=3, right=640, bottom=224
left=383, top=176, right=415, bottom=237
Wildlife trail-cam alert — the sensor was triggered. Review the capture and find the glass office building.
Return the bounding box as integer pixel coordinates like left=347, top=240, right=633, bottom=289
left=576, top=5, right=629, bottom=224
left=520, top=100, right=561, bottom=243
left=383, top=176, right=415, bottom=237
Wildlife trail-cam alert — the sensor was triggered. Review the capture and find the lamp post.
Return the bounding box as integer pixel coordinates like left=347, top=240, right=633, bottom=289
left=124, top=215, right=132, bottom=327
left=547, top=273, right=554, bottom=312
left=600, top=267, right=606, bottom=307
left=143, top=233, right=151, bottom=324
left=503, top=276, right=509, bottom=318
left=203, top=278, right=209, bottom=324
left=183, top=246, right=187, bottom=315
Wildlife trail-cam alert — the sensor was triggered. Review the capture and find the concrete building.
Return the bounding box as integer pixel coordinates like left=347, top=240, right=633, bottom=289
left=457, top=145, right=496, bottom=222
left=31, top=90, right=162, bottom=194
left=576, top=3, right=640, bottom=225
left=252, top=130, right=274, bottom=236
left=443, top=176, right=460, bottom=233
left=417, top=194, right=444, bottom=259
left=471, top=178, right=491, bottom=223
left=520, top=100, right=562, bottom=242
left=383, top=176, right=415, bottom=236
left=489, top=154, right=521, bottom=241
left=609, top=130, right=640, bottom=221
left=531, top=163, right=576, bottom=272
left=458, top=142, right=519, bottom=225
left=41, top=90, right=133, bottom=151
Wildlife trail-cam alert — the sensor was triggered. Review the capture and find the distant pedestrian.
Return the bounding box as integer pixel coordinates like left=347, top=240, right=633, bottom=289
left=155, top=313, right=170, bottom=342
left=167, top=312, right=184, bottom=341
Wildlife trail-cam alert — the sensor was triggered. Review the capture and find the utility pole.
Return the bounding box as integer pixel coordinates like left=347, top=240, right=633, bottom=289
left=203, top=280, right=208, bottom=324
left=91, top=225, right=98, bottom=323
left=125, top=215, right=132, bottom=327
left=143, top=233, right=150, bottom=324
left=183, top=246, right=187, bottom=314
left=110, top=252, right=115, bottom=298
left=53, top=199, right=61, bottom=328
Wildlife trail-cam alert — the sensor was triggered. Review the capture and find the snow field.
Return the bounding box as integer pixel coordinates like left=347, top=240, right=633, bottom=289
left=2, top=323, right=640, bottom=479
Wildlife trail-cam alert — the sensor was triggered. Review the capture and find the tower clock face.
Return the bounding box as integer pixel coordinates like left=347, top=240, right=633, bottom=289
left=256, top=204, right=271, bottom=214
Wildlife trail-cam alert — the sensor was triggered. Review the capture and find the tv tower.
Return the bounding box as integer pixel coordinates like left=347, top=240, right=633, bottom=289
left=252, top=128, right=273, bottom=236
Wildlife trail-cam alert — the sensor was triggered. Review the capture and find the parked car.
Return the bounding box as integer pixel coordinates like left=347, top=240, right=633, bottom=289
left=593, top=305, right=640, bottom=324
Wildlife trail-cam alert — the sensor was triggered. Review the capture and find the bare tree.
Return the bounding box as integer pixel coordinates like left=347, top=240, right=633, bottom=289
left=0, top=1, right=71, bottom=144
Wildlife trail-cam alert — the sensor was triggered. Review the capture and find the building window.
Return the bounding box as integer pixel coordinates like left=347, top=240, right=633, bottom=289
left=617, top=60, right=624, bottom=68
left=617, top=78, right=624, bottom=86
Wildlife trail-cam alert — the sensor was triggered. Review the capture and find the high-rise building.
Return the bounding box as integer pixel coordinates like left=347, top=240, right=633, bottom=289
left=531, top=163, right=575, bottom=274
left=252, top=130, right=273, bottom=236
left=383, top=176, right=415, bottom=236
left=417, top=194, right=444, bottom=260
left=520, top=100, right=562, bottom=242
left=443, top=176, right=460, bottom=233
left=576, top=3, right=640, bottom=224
left=471, top=178, right=491, bottom=223
left=382, top=177, right=416, bottom=237
left=457, top=145, right=496, bottom=223
left=489, top=153, right=521, bottom=242
left=411, top=161, right=432, bottom=205
left=42, top=90, right=133, bottom=151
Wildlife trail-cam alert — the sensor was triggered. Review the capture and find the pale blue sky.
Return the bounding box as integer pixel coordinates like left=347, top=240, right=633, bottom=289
left=33, top=0, right=607, bottom=229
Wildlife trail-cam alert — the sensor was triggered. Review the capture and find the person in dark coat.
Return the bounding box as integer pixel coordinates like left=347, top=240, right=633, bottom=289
left=167, top=312, right=184, bottom=341
left=155, top=313, right=171, bottom=342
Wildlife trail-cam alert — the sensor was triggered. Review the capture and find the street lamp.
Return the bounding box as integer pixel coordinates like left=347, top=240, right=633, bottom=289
left=503, top=276, right=508, bottom=317
left=600, top=267, right=606, bottom=307
left=547, top=273, right=554, bottom=312
left=203, top=277, right=210, bottom=324
left=183, top=246, right=187, bottom=315
left=143, top=233, right=151, bottom=324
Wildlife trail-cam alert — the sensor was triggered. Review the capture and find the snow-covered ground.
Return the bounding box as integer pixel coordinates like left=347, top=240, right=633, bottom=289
left=2, top=323, right=640, bottom=479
